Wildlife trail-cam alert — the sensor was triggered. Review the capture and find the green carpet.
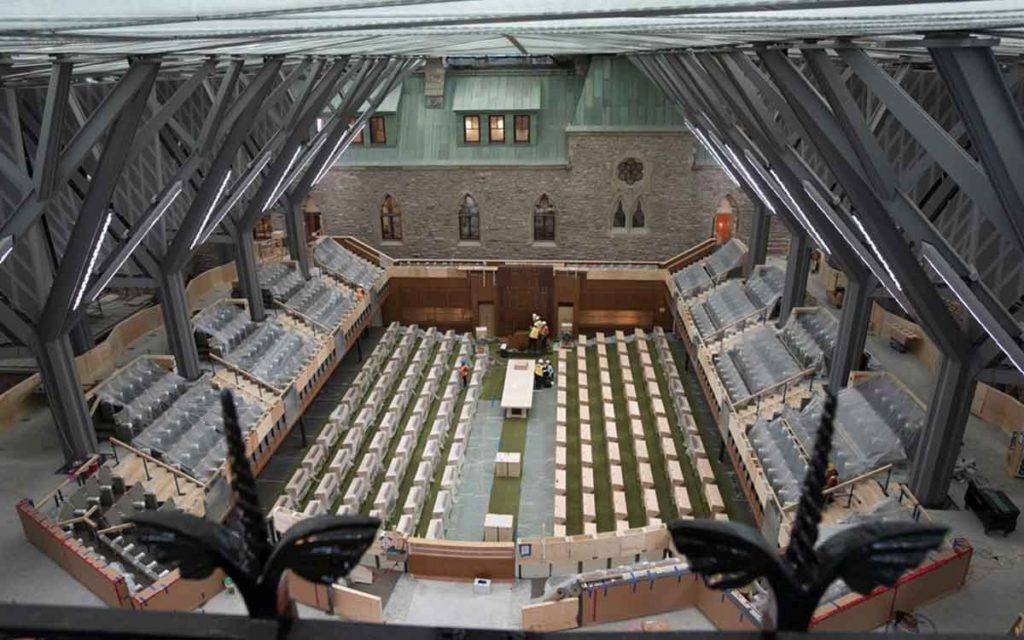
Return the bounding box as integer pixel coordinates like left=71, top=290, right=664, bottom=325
left=584, top=345, right=616, bottom=532
left=605, top=344, right=647, bottom=528
left=649, top=341, right=709, bottom=518
left=564, top=352, right=583, bottom=534
left=627, top=339, right=678, bottom=521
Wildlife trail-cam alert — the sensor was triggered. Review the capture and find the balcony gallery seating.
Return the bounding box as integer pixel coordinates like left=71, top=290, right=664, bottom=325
left=748, top=376, right=924, bottom=507
left=257, top=262, right=358, bottom=329
left=96, top=359, right=261, bottom=479
left=673, top=238, right=746, bottom=299
left=193, top=301, right=317, bottom=390
left=714, top=327, right=801, bottom=404
left=314, top=239, right=385, bottom=291
left=688, top=265, right=786, bottom=342
left=778, top=308, right=839, bottom=370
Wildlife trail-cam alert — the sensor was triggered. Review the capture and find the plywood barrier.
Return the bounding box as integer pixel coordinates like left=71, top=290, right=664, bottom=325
left=406, top=538, right=515, bottom=580
left=811, top=544, right=973, bottom=631
left=130, top=569, right=224, bottom=612
left=517, top=526, right=671, bottom=579
left=18, top=500, right=130, bottom=608
left=868, top=304, right=941, bottom=373
left=972, top=382, right=1024, bottom=437
left=522, top=598, right=580, bottom=632
left=693, top=580, right=761, bottom=631
left=580, top=570, right=696, bottom=625
left=335, top=585, right=385, bottom=623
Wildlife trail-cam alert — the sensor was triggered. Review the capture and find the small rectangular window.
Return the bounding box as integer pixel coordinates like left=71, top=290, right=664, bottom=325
left=514, top=114, right=530, bottom=143
left=369, top=116, right=386, bottom=144
left=489, top=115, right=505, bottom=143
left=464, top=115, right=481, bottom=144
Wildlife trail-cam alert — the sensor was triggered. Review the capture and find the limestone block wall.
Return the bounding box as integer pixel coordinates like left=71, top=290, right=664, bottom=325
left=312, top=132, right=753, bottom=261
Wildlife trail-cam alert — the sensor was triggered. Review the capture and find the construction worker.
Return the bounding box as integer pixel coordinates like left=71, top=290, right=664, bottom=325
left=539, top=320, right=550, bottom=352
left=542, top=360, right=555, bottom=388
left=458, top=358, right=470, bottom=389
left=824, top=462, right=839, bottom=502
left=534, top=359, right=545, bottom=388
left=528, top=314, right=541, bottom=352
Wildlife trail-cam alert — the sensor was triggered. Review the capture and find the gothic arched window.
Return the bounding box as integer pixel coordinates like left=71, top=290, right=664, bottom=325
left=632, top=199, right=646, bottom=229
left=380, top=194, right=402, bottom=241
left=612, top=198, right=627, bottom=228
left=533, top=194, right=556, bottom=242
left=458, top=194, right=480, bottom=241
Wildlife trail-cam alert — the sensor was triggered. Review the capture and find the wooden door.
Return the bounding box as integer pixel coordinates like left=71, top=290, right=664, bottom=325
left=495, top=265, right=554, bottom=337
left=478, top=302, right=496, bottom=338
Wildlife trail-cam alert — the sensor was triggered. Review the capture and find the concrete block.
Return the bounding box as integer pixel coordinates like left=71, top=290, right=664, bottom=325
left=697, top=458, right=715, bottom=484
left=580, top=443, right=593, bottom=467
left=554, top=495, right=567, bottom=524
left=556, top=425, right=567, bottom=446
left=661, top=437, right=678, bottom=460
left=644, top=488, right=660, bottom=517
left=613, top=491, right=629, bottom=519
left=557, top=389, right=567, bottom=407
left=556, top=446, right=567, bottom=469
left=608, top=442, right=621, bottom=464
left=624, top=384, right=638, bottom=402
left=583, top=494, right=596, bottom=522
left=628, top=400, right=641, bottom=419
left=582, top=466, right=595, bottom=493
left=555, top=468, right=566, bottom=495
left=610, top=465, right=624, bottom=490
left=579, top=404, right=590, bottom=423
left=705, top=484, right=725, bottom=513
left=668, top=463, right=685, bottom=487
left=674, top=487, right=692, bottom=515
left=635, top=440, right=649, bottom=462
left=651, top=397, right=667, bottom=418
left=604, top=401, right=616, bottom=419
left=579, top=422, right=594, bottom=445
left=638, top=462, right=655, bottom=488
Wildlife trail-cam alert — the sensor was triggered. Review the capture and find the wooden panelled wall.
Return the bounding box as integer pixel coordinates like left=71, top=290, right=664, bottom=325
left=382, top=269, right=673, bottom=337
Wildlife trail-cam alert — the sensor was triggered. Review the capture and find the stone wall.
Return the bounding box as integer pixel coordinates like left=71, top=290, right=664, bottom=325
left=312, top=131, right=755, bottom=261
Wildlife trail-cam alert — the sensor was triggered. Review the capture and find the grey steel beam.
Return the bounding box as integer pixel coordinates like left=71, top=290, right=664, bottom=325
left=637, top=55, right=798, bottom=244
left=198, top=58, right=244, bottom=155
left=157, top=269, right=202, bottom=381
left=56, top=60, right=160, bottom=190
left=128, top=58, right=217, bottom=162
left=84, top=181, right=184, bottom=304
left=287, top=58, right=400, bottom=201
left=234, top=231, right=262, bottom=322
left=159, top=58, right=282, bottom=369
left=37, top=334, right=98, bottom=464
left=828, top=274, right=871, bottom=389
left=33, top=58, right=71, bottom=202
left=165, top=58, right=283, bottom=273
left=283, top=197, right=310, bottom=277
left=0, top=298, right=36, bottom=348
left=929, top=42, right=1024, bottom=256
left=841, top=48, right=1020, bottom=253
left=236, top=58, right=350, bottom=231
left=977, top=367, right=1024, bottom=386
left=910, top=355, right=977, bottom=507
left=778, top=230, right=809, bottom=324
left=38, top=58, right=160, bottom=341
left=757, top=48, right=969, bottom=360
left=68, top=317, right=93, bottom=355
left=744, top=202, right=770, bottom=276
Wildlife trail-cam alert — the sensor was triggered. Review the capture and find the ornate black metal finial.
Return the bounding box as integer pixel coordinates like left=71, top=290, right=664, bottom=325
left=130, top=390, right=379, bottom=619
left=668, top=386, right=948, bottom=631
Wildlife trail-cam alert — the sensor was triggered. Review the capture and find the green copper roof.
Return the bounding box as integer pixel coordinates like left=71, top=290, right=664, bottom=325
left=339, top=56, right=680, bottom=167
left=451, top=76, right=542, bottom=111
left=572, top=56, right=684, bottom=128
